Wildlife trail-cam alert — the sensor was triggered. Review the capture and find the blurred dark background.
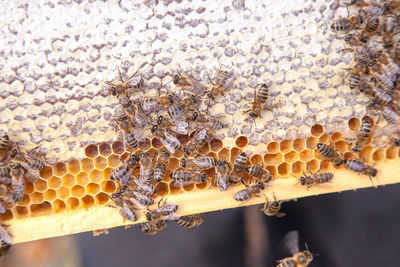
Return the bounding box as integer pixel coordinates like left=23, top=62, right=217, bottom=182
left=1, top=183, right=400, bottom=267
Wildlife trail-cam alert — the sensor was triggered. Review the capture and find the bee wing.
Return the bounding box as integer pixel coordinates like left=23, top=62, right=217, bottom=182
left=217, top=172, right=229, bottom=192
left=171, top=120, right=188, bottom=135
left=0, top=176, right=11, bottom=185
left=133, top=112, right=147, bottom=128
left=282, top=230, right=300, bottom=255
left=131, top=128, right=146, bottom=142
left=120, top=202, right=137, bottom=222
left=11, top=176, right=25, bottom=202
left=162, top=213, right=180, bottom=221
left=19, top=163, right=40, bottom=182
left=157, top=204, right=178, bottom=213
left=119, top=168, right=133, bottom=186
left=173, top=180, right=194, bottom=187
left=194, top=129, right=207, bottom=141
left=128, top=197, right=147, bottom=210
left=0, top=203, right=5, bottom=214
left=0, top=226, right=11, bottom=244
left=160, top=137, right=176, bottom=154
left=139, top=165, right=154, bottom=183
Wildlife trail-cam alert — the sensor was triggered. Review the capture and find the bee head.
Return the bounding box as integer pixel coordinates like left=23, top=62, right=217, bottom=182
left=300, top=176, right=306, bottom=185
left=10, top=149, right=18, bottom=158
left=173, top=74, right=179, bottom=84
left=145, top=211, right=153, bottom=221
left=272, top=201, right=280, bottom=208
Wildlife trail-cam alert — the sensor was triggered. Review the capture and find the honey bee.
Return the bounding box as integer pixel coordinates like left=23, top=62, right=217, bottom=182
left=344, top=158, right=377, bottom=181
left=109, top=187, right=138, bottom=222
left=0, top=166, right=10, bottom=179
left=351, top=117, right=373, bottom=152
left=230, top=152, right=248, bottom=184
left=193, top=156, right=216, bottom=170
left=277, top=230, right=314, bottom=267
left=359, top=17, right=379, bottom=43
left=139, top=152, right=155, bottom=184
left=207, top=69, right=231, bottom=100
left=348, top=70, right=362, bottom=90
left=381, top=105, right=399, bottom=124
left=110, top=163, right=133, bottom=186
left=160, top=131, right=181, bottom=154
left=176, top=213, right=205, bottom=231
left=0, top=243, right=11, bottom=258
left=316, top=143, right=343, bottom=167
left=373, top=51, right=400, bottom=78
left=395, top=39, right=400, bottom=64
left=145, top=198, right=179, bottom=221
left=152, top=115, right=188, bottom=136
left=330, top=14, right=364, bottom=32
left=383, top=0, right=400, bottom=13
left=169, top=171, right=207, bottom=187
left=213, top=160, right=232, bottom=192
left=10, top=147, right=44, bottom=182
left=168, top=102, right=186, bottom=121
left=245, top=84, right=269, bottom=118
left=246, top=164, right=272, bottom=183
left=184, top=129, right=210, bottom=156
left=0, top=185, right=15, bottom=210
left=394, top=138, right=400, bottom=146
left=154, top=150, right=170, bottom=182
left=114, top=115, right=145, bottom=146
left=9, top=162, right=25, bottom=202
left=0, top=224, right=12, bottom=256
left=173, top=73, right=191, bottom=87
left=105, top=68, right=143, bottom=99
left=127, top=177, right=157, bottom=195
left=382, top=13, right=397, bottom=48
left=263, top=192, right=286, bottom=218
left=128, top=190, right=155, bottom=209
left=139, top=220, right=168, bottom=235
left=297, top=165, right=334, bottom=188
left=0, top=135, right=9, bottom=154
left=180, top=157, right=196, bottom=170
left=234, top=178, right=265, bottom=202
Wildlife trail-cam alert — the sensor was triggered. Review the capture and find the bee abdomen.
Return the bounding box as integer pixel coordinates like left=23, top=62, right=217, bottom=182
left=246, top=165, right=263, bottom=178
left=315, top=173, right=334, bottom=184
left=348, top=73, right=361, bottom=89
left=126, top=134, right=138, bottom=148
left=154, top=163, right=167, bottom=182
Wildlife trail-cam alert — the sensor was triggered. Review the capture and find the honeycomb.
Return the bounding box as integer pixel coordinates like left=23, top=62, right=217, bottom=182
left=0, top=0, right=399, bottom=244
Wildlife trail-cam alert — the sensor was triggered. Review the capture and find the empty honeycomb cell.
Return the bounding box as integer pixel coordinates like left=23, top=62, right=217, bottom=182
left=67, top=159, right=81, bottom=175
left=112, top=142, right=125, bottom=154
left=107, top=154, right=121, bottom=168
left=139, top=139, right=151, bottom=150
left=292, top=161, right=305, bottom=176
left=152, top=138, right=163, bottom=149
left=331, top=132, right=342, bottom=142
left=307, top=159, right=320, bottom=173
left=89, top=170, right=103, bottom=183
left=306, top=137, right=317, bottom=149
left=199, top=143, right=210, bottom=155
left=103, top=168, right=113, bottom=180
left=15, top=206, right=29, bottom=218
left=319, top=134, right=330, bottom=143
left=235, top=136, right=248, bottom=148
left=348, top=118, right=360, bottom=131
left=218, top=148, right=230, bottom=160
left=44, top=189, right=56, bottom=201
left=87, top=183, right=101, bottom=195
left=277, top=162, right=291, bottom=177
left=30, top=192, right=44, bottom=204
left=267, top=142, right=280, bottom=153
left=53, top=162, right=67, bottom=176
left=100, top=181, right=115, bottom=193
left=196, top=182, right=208, bottom=190
left=52, top=199, right=66, bottom=213
left=25, top=182, right=34, bottom=194
left=39, top=166, right=53, bottom=179
left=94, top=156, right=107, bottom=170
left=311, top=124, right=323, bottom=137
left=169, top=183, right=181, bottom=194
left=183, top=184, right=195, bottom=192
left=280, top=140, right=292, bottom=154
left=30, top=202, right=52, bottom=217
left=62, top=174, right=76, bottom=188
left=210, top=138, right=223, bottom=152
left=284, top=151, right=299, bottom=163
left=156, top=182, right=169, bottom=196
left=82, top=195, right=95, bottom=209
left=335, top=140, right=348, bottom=152
left=360, top=146, right=373, bottom=162
left=76, top=172, right=89, bottom=186
left=177, top=134, right=189, bottom=145
left=66, top=197, right=80, bottom=210
left=99, top=143, right=112, bottom=156
left=344, top=152, right=357, bottom=159
left=85, top=144, right=99, bottom=158
left=0, top=210, right=13, bottom=221
left=293, top=138, right=305, bottom=152
left=95, top=192, right=109, bottom=205
left=372, top=148, right=385, bottom=162
left=81, top=158, right=94, bottom=172
left=264, top=153, right=284, bottom=165
left=71, top=185, right=85, bottom=198
left=300, top=149, right=314, bottom=162
left=386, top=146, right=398, bottom=160
left=33, top=179, right=47, bottom=192
left=251, top=155, right=262, bottom=165
left=19, top=195, right=30, bottom=206
left=320, top=160, right=332, bottom=172
left=266, top=165, right=277, bottom=178
left=56, top=187, right=70, bottom=200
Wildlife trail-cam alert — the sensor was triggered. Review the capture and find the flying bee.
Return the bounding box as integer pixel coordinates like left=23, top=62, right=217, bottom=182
left=263, top=192, right=286, bottom=218
left=154, top=150, right=170, bottom=182
left=359, top=17, right=379, bottom=43
left=246, top=164, right=272, bottom=183
left=330, top=14, right=364, bottom=32
left=139, top=152, right=154, bottom=184
left=139, top=220, right=168, bottom=235
left=382, top=13, right=397, bottom=48
left=344, top=158, right=377, bottom=182
left=277, top=230, right=314, bottom=267
left=145, top=198, right=179, bottom=221
left=169, top=171, right=207, bottom=187
left=193, top=156, right=216, bottom=170
left=207, top=69, right=231, bottom=100
left=176, top=214, right=205, bottom=231
left=351, top=117, right=373, bottom=152
left=105, top=68, right=143, bottom=99
left=230, top=152, right=247, bottom=184
left=9, top=162, right=25, bottom=202
left=127, top=177, right=157, bottom=195
left=212, top=160, right=231, bottom=192
left=0, top=224, right=12, bottom=255
left=109, top=187, right=138, bottom=222
left=316, top=143, right=343, bottom=167
left=233, top=177, right=265, bottom=202
left=297, top=165, right=334, bottom=189
left=381, top=105, right=399, bottom=124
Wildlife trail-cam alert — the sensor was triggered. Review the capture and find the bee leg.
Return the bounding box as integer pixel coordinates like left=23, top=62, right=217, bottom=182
left=117, top=67, right=124, bottom=83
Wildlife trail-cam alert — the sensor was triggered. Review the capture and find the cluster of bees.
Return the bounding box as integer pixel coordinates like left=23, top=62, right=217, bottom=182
left=0, top=134, right=47, bottom=256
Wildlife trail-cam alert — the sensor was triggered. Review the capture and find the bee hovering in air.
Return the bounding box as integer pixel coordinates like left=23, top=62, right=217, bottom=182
left=350, top=117, right=373, bottom=153
left=297, top=165, right=334, bottom=189
left=139, top=220, right=168, bottom=235
left=169, top=171, right=207, bottom=187
left=233, top=177, right=266, bottom=202
left=145, top=198, right=179, bottom=221
left=316, top=143, right=343, bottom=167
left=245, top=83, right=269, bottom=118
left=344, top=158, right=377, bottom=183
left=176, top=213, right=205, bottom=232
left=263, top=192, right=286, bottom=218
left=229, top=152, right=248, bottom=184
left=207, top=68, right=232, bottom=100
left=109, top=185, right=138, bottom=222
left=276, top=230, right=314, bottom=267
left=105, top=68, right=144, bottom=99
